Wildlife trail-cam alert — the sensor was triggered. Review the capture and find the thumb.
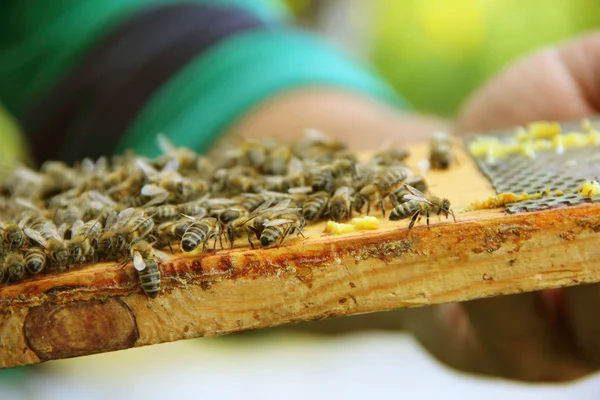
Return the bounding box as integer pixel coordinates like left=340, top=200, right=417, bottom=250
left=456, top=31, right=600, bottom=134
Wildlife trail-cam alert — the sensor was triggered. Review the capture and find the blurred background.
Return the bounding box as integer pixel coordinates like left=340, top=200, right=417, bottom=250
left=3, top=0, right=600, bottom=398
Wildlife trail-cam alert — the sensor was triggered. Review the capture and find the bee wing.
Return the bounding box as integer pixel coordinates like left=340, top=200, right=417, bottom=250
left=24, top=228, right=47, bottom=247
left=141, top=184, right=167, bottom=197
left=404, top=184, right=428, bottom=199
left=288, top=186, right=313, bottom=195
left=116, top=207, right=136, bottom=225
left=81, top=158, right=95, bottom=174
left=71, top=219, right=84, bottom=236
left=143, top=191, right=170, bottom=207
left=152, top=249, right=171, bottom=262
left=88, top=190, right=117, bottom=207
left=287, top=157, right=304, bottom=175
left=161, top=158, right=180, bottom=175
left=156, top=133, right=177, bottom=155
left=104, top=210, right=118, bottom=230
left=57, top=223, right=68, bottom=239
left=15, top=198, right=42, bottom=212
left=263, top=218, right=295, bottom=227
left=136, top=159, right=159, bottom=180
left=0, top=221, right=4, bottom=230
left=402, top=194, right=433, bottom=205
left=133, top=251, right=146, bottom=271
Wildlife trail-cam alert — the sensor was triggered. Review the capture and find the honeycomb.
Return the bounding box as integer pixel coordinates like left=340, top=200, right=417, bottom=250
left=466, top=119, right=600, bottom=213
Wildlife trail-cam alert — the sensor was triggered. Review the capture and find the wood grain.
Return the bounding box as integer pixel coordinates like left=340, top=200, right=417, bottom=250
left=1, top=143, right=599, bottom=369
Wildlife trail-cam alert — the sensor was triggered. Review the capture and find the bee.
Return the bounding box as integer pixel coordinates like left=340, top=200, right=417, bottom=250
left=68, top=219, right=103, bottom=266
left=356, top=166, right=408, bottom=216
left=123, top=238, right=170, bottom=298
left=147, top=204, right=180, bottom=222
left=155, top=218, right=194, bottom=251
left=230, top=199, right=297, bottom=248
left=309, top=167, right=333, bottom=192
left=24, top=222, right=69, bottom=270
left=263, top=146, right=291, bottom=175
left=389, top=185, right=456, bottom=229
left=371, top=147, right=410, bottom=166
left=232, top=193, right=268, bottom=212
left=54, top=205, right=84, bottom=234
left=239, top=139, right=268, bottom=170
left=0, top=219, right=27, bottom=252
left=180, top=217, right=220, bottom=253
left=429, top=131, right=454, bottom=169
left=260, top=213, right=306, bottom=248
left=24, top=247, right=47, bottom=275
left=302, top=191, right=330, bottom=221
left=328, top=186, right=354, bottom=222
left=96, top=208, right=152, bottom=259
left=155, top=133, right=201, bottom=172
left=3, top=253, right=25, bottom=283
left=177, top=200, right=208, bottom=218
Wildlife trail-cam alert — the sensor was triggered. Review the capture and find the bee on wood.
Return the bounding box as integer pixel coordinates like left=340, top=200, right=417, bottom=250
left=429, top=131, right=454, bottom=169
left=356, top=166, right=408, bottom=216
left=123, top=238, right=170, bottom=298
left=24, top=222, right=69, bottom=270
left=260, top=212, right=306, bottom=248
left=155, top=218, right=194, bottom=252
left=68, top=219, right=103, bottom=266
left=180, top=216, right=220, bottom=253
left=232, top=199, right=298, bottom=248
left=3, top=253, right=25, bottom=283
left=389, top=185, right=456, bottom=229
left=24, top=246, right=47, bottom=275
left=0, top=219, right=27, bottom=252
left=302, top=191, right=330, bottom=221
left=328, top=186, right=354, bottom=222
left=96, top=208, right=152, bottom=259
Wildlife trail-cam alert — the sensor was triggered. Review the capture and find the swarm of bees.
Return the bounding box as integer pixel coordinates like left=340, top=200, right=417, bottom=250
left=0, top=130, right=455, bottom=297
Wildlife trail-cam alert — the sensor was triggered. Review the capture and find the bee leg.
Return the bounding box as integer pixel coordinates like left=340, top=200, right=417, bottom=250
left=247, top=235, right=255, bottom=249
left=426, top=210, right=431, bottom=230
left=168, top=242, right=174, bottom=254
left=389, top=194, right=399, bottom=208
left=408, top=211, right=420, bottom=229
left=379, top=196, right=386, bottom=218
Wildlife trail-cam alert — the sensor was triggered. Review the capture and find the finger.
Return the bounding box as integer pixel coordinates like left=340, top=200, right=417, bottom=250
left=564, top=283, right=600, bottom=367
left=402, top=303, right=497, bottom=376
left=461, top=293, right=592, bottom=381
left=456, top=31, right=600, bottom=134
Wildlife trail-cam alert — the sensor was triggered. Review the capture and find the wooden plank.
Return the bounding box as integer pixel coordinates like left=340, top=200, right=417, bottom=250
left=1, top=143, right=599, bottom=369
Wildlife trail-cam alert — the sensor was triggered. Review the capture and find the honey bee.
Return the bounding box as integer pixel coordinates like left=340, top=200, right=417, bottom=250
left=309, top=167, right=334, bottom=192
left=96, top=208, right=152, bottom=259
left=147, top=204, right=180, bottom=222
left=155, top=133, right=201, bottom=172
left=54, top=205, right=83, bottom=232
left=68, top=219, right=103, bottom=265
left=328, top=186, right=354, bottom=222
left=240, top=139, right=268, bottom=170
left=180, top=216, right=220, bottom=253
left=24, top=247, right=47, bottom=275
left=263, top=146, right=291, bottom=175
left=429, top=131, right=454, bottom=169
left=260, top=213, right=306, bottom=248
left=123, top=238, right=170, bottom=298
left=24, top=222, right=69, bottom=270
left=356, top=166, right=408, bottom=216
left=231, top=199, right=298, bottom=248
left=3, top=253, right=25, bottom=283
left=0, top=219, right=27, bottom=252
left=389, top=185, right=456, bottom=229
left=177, top=200, right=208, bottom=218
left=155, top=218, right=194, bottom=251
left=371, top=147, right=410, bottom=166
left=302, top=191, right=330, bottom=221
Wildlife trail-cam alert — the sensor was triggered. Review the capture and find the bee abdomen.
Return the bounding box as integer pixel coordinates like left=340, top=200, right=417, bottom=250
left=139, top=260, right=161, bottom=298
left=389, top=201, right=419, bottom=221
left=181, top=224, right=207, bottom=252
left=25, top=249, right=46, bottom=274
left=260, top=225, right=287, bottom=248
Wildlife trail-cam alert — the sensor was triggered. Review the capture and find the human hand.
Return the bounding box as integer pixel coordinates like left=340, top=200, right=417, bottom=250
left=404, top=31, right=600, bottom=382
